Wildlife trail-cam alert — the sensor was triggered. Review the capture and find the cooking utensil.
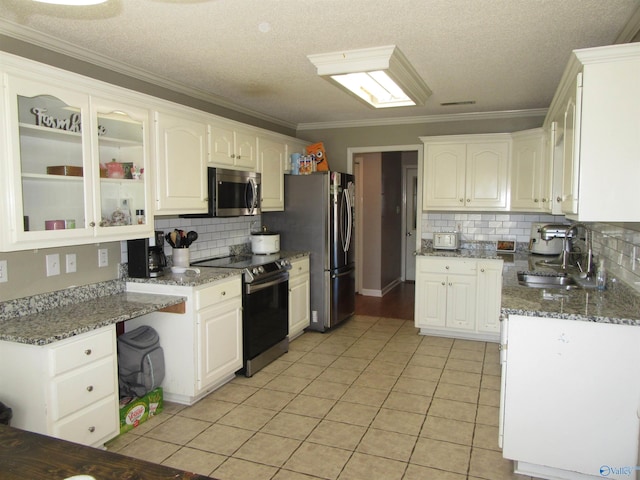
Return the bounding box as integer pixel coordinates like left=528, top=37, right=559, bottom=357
left=186, top=231, right=198, bottom=246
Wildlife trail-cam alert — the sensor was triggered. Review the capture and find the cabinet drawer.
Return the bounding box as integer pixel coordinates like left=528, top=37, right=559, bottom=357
left=289, top=257, right=309, bottom=278
left=50, top=357, right=116, bottom=420
left=418, top=258, right=477, bottom=275
left=195, top=278, right=242, bottom=310
left=49, top=328, right=114, bottom=376
left=52, top=395, right=118, bottom=446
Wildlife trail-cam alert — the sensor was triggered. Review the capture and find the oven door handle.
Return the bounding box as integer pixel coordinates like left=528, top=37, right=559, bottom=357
left=246, top=274, right=288, bottom=294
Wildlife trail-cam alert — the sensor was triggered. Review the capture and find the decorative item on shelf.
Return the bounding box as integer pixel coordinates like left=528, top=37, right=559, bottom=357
left=30, top=107, right=81, bottom=133
left=99, top=163, right=108, bottom=178
left=136, top=209, right=145, bottom=225
left=46, top=165, right=83, bottom=177
left=299, top=155, right=314, bottom=175
left=44, top=219, right=65, bottom=230
left=306, top=142, right=329, bottom=171
left=65, top=219, right=76, bottom=229
left=106, top=159, right=125, bottom=179
left=121, top=162, right=134, bottom=180
left=131, top=164, right=142, bottom=180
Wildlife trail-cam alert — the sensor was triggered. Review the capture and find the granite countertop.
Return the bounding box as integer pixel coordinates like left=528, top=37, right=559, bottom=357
left=0, top=291, right=186, bottom=345
left=500, top=252, right=640, bottom=326
left=416, top=247, right=502, bottom=260
left=125, top=250, right=309, bottom=288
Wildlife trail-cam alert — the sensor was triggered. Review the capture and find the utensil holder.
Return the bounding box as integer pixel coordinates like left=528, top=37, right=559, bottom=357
left=172, top=248, right=190, bottom=268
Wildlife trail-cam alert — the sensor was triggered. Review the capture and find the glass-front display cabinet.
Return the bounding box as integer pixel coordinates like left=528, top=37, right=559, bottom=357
left=2, top=73, right=152, bottom=251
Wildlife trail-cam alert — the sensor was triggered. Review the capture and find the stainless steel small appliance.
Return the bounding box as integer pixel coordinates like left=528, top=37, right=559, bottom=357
left=433, top=232, right=460, bottom=250
left=182, top=167, right=260, bottom=218
left=529, top=223, right=564, bottom=255
left=127, top=231, right=167, bottom=278
left=192, top=253, right=291, bottom=376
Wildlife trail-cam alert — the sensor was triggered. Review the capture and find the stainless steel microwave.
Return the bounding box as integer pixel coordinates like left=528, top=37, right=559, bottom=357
left=183, top=167, right=261, bottom=218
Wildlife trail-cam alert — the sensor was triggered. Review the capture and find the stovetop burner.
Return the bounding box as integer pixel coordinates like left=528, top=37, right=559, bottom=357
left=192, top=253, right=290, bottom=282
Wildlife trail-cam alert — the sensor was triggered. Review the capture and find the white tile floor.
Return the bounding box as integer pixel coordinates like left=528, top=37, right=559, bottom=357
left=107, top=315, right=533, bottom=480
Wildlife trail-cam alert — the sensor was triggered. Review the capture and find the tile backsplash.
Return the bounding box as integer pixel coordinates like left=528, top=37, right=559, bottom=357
left=152, top=215, right=261, bottom=262
left=422, top=212, right=640, bottom=292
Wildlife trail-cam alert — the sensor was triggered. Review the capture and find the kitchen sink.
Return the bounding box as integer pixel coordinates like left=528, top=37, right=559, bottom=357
left=517, top=271, right=579, bottom=289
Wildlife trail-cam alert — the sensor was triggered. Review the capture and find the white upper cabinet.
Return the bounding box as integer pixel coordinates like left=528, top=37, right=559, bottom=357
left=1, top=61, right=153, bottom=251
left=510, top=128, right=549, bottom=212
left=422, top=134, right=509, bottom=211
left=257, top=136, right=286, bottom=211
left=154, top=109, right=208, bottom=214
left=544, top=43, right=640, bottom=221
left=210, top=121, right=258, bottom=171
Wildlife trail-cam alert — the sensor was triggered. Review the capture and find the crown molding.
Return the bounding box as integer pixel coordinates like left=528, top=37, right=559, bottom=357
left=0, top=19, right=297, bottom=131
left=297, top=108, right=548, bottom=131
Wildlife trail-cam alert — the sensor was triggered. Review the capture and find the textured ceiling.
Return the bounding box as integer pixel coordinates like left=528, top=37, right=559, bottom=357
left=0, top=0, right=638, bottom=129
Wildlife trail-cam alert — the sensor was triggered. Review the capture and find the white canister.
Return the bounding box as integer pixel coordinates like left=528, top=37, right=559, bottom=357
left=172, top=248, right=190, bottom=267
left=251, top=231, right=280, bottom=254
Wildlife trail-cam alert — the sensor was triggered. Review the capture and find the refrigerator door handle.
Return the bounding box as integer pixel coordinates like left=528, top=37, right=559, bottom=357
left=331, top=269, right=352, bottom=279
left=340, top=187, right=352, bottom=254
left=345, top=184, right=353, bottom=252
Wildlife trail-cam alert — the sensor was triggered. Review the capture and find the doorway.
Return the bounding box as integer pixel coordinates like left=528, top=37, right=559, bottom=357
left=348, top=145, right=422, bottom=296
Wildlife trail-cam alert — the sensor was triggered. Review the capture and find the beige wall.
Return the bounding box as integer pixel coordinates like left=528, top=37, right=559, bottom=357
left=359, top=153, right=382, bottom=291
left=0, top=242, right=121, bottom=301
left=381, top=153, right=403, bottom=289
left=297, top=115, right=544, bottom=173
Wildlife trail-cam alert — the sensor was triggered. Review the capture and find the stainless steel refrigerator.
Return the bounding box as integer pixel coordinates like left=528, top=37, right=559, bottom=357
left=263, top=171, right=355, bottom=332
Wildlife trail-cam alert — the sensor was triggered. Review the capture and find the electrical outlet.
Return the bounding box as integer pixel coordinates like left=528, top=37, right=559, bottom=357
left=98, top=248, right=108, bottom=267
left=46, top=254, right=60, bottom=277
left=66, top=253, right=77, bottom=273
left=0, top=260, right=7, bottom=283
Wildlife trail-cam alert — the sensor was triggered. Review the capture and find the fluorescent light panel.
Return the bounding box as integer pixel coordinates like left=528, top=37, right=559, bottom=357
left=308, top=46, right=431, bottom=109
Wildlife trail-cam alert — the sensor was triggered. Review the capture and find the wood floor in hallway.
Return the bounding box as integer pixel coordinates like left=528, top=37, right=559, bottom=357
left=354, top=281, right=415, bottom=320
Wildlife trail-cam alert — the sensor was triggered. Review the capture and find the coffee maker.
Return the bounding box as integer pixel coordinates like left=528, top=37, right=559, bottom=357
left=127, top=231, right=167, bottom=278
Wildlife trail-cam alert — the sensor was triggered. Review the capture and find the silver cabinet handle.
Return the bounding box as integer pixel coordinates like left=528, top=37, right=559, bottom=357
left=481, top=268, right=485, bottom=272
left=88, top=426, right=95, bottom=433
left=445, top=265, right=450, bottom=270
left=441, top=282, right=446, bottom=286
left=459, top=198, right=464, bottom=203
left=86, top=385, right=94, bottom=392
left=84, top=349, right=92, bottom=355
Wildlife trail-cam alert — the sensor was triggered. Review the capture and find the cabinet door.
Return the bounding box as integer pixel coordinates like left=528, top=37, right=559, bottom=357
left=258, top=137, right=285, bottom=211
left=155, top=110, right=208, bottom=214
left=445, top=274, right=476, bottom=330
left=415, top=272, right=447, bottom=327
left=511, top=132, right=546, bottom=211
left=234, top=131, right=257, bottom=170
left=91, top=98, right=153, bottom=238
left=465, top=142, right=508, bottom=209
left=423, top=144, right=466, bottom=209
left=210, top=123, right=235, bottom=167
left=289, top=271, right=310, bottom=340
left=561, top=73, right=582, bottom=216
left=476, top=260, right=503, bottom=333
left=5, top=74, right=93, bottom=248
left=196, top=297, right=243, bottom=392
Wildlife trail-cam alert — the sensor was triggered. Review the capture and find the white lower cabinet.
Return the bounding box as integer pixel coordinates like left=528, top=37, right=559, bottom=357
left=126, top=276, right=242, bottom=405
left=415, top=256, right=503, bottom=341
left=288, top=256, right=310, bottom=340
left=0, top=325, right=119, bottom=447
left=501, top=314, right=640, bottom=480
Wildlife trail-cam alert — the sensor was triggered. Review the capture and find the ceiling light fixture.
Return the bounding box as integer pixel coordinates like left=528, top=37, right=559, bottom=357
left=307, top=45, right=431, bottom=109
left=33, top=0, right=107, bottom=5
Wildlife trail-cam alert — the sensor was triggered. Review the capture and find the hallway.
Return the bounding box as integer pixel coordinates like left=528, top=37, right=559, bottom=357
left=355, top=282, right=415, bottom=320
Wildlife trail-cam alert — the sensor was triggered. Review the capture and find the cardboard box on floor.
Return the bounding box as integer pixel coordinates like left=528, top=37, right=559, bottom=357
left=119, top=387, right=163, bottom=434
